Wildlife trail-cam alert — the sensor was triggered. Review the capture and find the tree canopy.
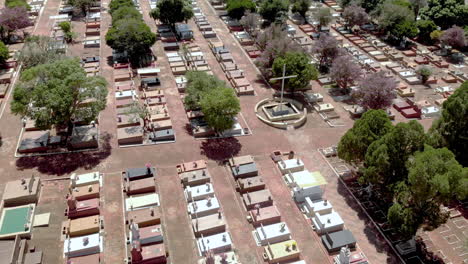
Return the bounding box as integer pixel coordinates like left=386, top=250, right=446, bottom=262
left=316, top=7, right=332, bottom=28
left=343, top=4, right=369, bottom=28
left=184, top=71, right=228, bottom=110
left=428, top=81, right=468, bottom=166
left=240, top=11, right=261, bottom=36
left=361, top=121, right=426, bottom=193
left=390, top=20, right=418, bottom=41
left=0, top=40, right=9, bottom=64
left=440, top=26, right=466, bottom=49
left=18, top=36, right=64, bottom=69
left=291, top=0, right=311, bottom=18
left=10, top=58, right=108, bottom=134
left=5, top=0, right=30, bottom=9
left=149, top=0, right=193, bottom=28
left=255, top=25, right=302, bottom=77
left=272, top=52, right=318, bottom=93
left=337, top=109, right=393, bottom=164
left=67, top=0, right=95, bottom=14
left=330, top=55, right=363, bottom=90
left=352, top=71, right=397, bottom=110
left=258, top=0, right=289, bottom=24
left=416, top=66, right=432, bottom=83
left=112, top=6, right=142, bottom=25
left=0, top=7, right=33, bottom=43
left=105, top=18, right=156, bottom=58
left=109, top=0, right=134, bottom=14
left=226, top=0, right=256, bottom=20
left=416, top=19, right=437, bottom=43
left=311, top=33, right=343, bottom=69
left=200, top=86, right=241, bottom=133
left=419, top=0, right=467, bottom=30
left=388, top=146, right=467, bottom=238
left=373, top=0, right=414, bottom=33
left=184, top=71, right=240, bottom=133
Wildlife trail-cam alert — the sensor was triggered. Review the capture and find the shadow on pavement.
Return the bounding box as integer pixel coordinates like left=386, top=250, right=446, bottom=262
left=15, top=132, right=112, bottom=176
left=200, top=136, right=242, bottom=164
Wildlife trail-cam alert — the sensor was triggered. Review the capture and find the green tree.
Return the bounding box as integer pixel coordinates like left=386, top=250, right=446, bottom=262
left=105, top=18, right=156, bottom=59
left=416, top=19, right=437, bottom=43
left=10, top=58, right=108, bottom=137
left=59, top=21, right=76, bottom=43
left=390, top=20, right=418, bottom=41
left=5, top=0, right=30, bottom=9
left=200, top=86, right=241, bottom=133
left=388, top=146, right=467, bottom=238
left=337, top=109, right=393, bottom=164
left=124, top=102, right=150, bottom=128
left=111, top=6, right=142, bottom=24
left=18, top=36, right=64, bottom=69
left=361, top=0, right=383, bottom=12
left=291, top=0, right=311, bottom=18
left=67, top=0, right=94, bottom=14
left=184, top=71, right=227, bottom=110
left=226, top=0, right=256, bottom=20
left=259, top=0, right=289, bottom=24
left=109, top=0, right=134, bottom=14
left=0, top=40, right=9, bottom=64
left=430, top=29, right=443, bottom=41
left=416, top=66, right=432, bottom=83
left=419, top=0, right=468, bottom=30
left=316, top=7, right=332, bottom=28
left=361, top=121, right=426, bottom=194
left=149, top=0, right=194, bottom=28
left=374, top=1, right=414, bottom=33
left=428, top=81, right=468, bottom=166
left=272, top=52, right=318, bottom=94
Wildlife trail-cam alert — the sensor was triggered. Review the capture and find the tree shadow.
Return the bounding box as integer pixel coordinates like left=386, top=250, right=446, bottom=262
left=15, top=132, right=112, bottom=176
left=200, top=137, right=242, bottom=164
left=336, top=179, right=400, bottom=264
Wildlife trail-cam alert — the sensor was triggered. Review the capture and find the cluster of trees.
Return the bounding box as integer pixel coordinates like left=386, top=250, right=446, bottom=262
left=184, top=71, right=240, bottom=133
left=67, top=0, right=95, bottom=14
left=59, top=21, right=76, bottom=43
left=253, top=24, right=318, bottom=93
left=226, top=0, right=256, bottom=20
left=340, top=0, right=467, bottom=48
left=0, top=6, right=33, bottom=43
left=11, top=58, right=108, bottom=140
left=5, top=0, right=30, bottom=9
left=106, top=0, right=156, bottom=63
left=18, top=35, right=65, bottom=69
left=149, top=0, right=194, bottom=29
left=338, top=82, right=468, bottom=238
left=0, top=41, right=8, bottom=64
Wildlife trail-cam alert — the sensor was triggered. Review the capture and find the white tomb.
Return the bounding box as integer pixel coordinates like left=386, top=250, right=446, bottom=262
left=254, top=222, right=291, bottom=246
left=278, top=159, right=305, bottom=174
left=197, top=232, right=233, bottom=255
left=188, top=196, right=220, bottom=218
left=184, top=183, right=215, bottom=202
left=125, top=193, right=160, bottom=211
left=70, top=171, right=102, bottom=188
left=115, top=90, right=136, bottom=100
left=63, top=233, right=103, bottom=258
left=312, top=210, right=344, bottom=234
left=304, top=198, right=333, bottom=217
left=421, top=106, right=440, bottom=118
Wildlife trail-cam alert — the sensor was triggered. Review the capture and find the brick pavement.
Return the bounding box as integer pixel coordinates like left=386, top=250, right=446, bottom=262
left=102, top=172, right=127, bottom=263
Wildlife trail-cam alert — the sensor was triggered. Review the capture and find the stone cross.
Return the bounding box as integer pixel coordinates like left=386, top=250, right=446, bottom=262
left=269, top=64, right=297, bottom=112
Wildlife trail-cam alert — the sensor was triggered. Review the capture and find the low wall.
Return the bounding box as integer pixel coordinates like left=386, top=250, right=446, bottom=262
left=255, top=99, right=307, bottom=129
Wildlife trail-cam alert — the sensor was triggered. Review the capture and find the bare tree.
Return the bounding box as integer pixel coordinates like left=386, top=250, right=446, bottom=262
left=352, top=71, right=397, bottom=110
left=330, top=55, right=363, bottom=91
